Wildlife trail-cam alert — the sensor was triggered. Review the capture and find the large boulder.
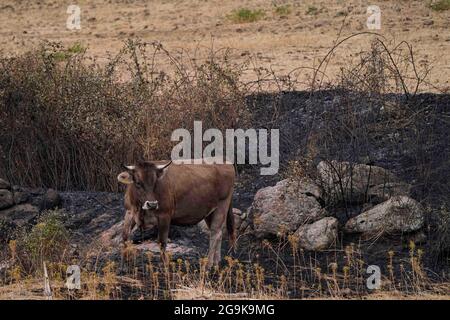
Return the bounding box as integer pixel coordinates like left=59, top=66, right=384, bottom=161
left=294, top=217, right=339, bottom=251
left=0, top=178, right=11, bottom=190
left=344, top=196, right=425, bottom=236
left=367, top=182, right=411, bottom=203
left=317, top=160, right=403, bottom=204
left=0, top=189, right=14, bottom=209
left=251, top=179, right=327, bottom=238
left=13, top=190, right=29, bottom=204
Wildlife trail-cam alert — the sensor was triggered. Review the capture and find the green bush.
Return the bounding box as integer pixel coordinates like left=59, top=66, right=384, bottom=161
left=228, top=8, right=265, bottom=23
left=15, top=209, right=70, bottom=274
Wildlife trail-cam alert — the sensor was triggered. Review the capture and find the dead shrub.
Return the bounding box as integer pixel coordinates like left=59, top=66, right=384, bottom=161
left=0, top=40, right=249, bottom=191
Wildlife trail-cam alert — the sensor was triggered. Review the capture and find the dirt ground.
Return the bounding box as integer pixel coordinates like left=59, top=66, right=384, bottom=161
left=0, top=0, right=449, bottom=91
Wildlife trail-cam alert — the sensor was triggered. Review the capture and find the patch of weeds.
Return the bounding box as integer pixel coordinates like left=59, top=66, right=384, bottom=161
left=429, top=0, right=450, bottom=11
left=51, top=42, right=86, bottom=61
left=306, top=5, right=319, bottom=15
left=274, top=5, right=291, bottom=16
left=67, top=42, right=86, bottom=54
left=20, top=209, right=71, bottom=273
left=335, top=10, right=347, bottom=17
left=228, top=8, right=265, bottom=23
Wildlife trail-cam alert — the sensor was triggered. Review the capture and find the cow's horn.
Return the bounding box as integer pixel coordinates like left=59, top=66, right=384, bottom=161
left=156, top=161, right=172, bottom=170
left=124, top=165, right=136, bottom=170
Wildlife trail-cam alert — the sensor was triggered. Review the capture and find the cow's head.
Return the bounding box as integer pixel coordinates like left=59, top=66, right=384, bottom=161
left=118, top=160, right=172, bottom=211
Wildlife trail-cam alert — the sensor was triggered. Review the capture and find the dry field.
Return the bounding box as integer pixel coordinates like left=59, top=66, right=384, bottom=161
left=0, top=0, right=449, bottom=90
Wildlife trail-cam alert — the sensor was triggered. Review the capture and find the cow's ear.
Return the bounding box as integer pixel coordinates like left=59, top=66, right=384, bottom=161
left=118, top=171, right=134, bottom=184
left=123, top=164, right=135, bottom=171
left=156, top=161, right=172, bottom=179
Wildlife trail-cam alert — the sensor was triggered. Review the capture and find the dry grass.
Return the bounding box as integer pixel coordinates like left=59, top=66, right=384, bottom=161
left=0, top=0, right=448, bottom=90
left=1, top=237, right=449, bottom=300
left=0, top=40, right=249, bottom=191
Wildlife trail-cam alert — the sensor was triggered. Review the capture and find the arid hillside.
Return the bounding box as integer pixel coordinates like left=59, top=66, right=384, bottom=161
left=0, top=0, right=449, bottom=90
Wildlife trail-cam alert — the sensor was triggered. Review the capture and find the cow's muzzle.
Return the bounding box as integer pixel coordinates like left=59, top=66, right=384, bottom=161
left=142, top=200, right=159, bottom=210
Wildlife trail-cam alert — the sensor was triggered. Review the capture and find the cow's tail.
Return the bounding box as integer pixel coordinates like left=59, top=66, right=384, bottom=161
left=226, top=197, right=236, bottom=251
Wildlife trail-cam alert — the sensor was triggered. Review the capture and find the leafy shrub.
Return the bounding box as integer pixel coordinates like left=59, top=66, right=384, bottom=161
left=15, top=209, right=70, bottom=274
left=228, top=8, right=265, bottom=23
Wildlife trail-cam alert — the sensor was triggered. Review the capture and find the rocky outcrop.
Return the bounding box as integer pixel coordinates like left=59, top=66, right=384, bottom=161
left=294, top=217, right=338, bottom=251
left=317, top=160, right=406, bottom=204
left=344, top=196, right=425, bottom=236
left=367, top=182, right=411, bottom=203
left=0, top=203, right=40, bottom=227
left=250, top=179, right=327, bottom=238
left=0, top=179, right=64, bottom=233
left=13, top=190, right=30, bottom=205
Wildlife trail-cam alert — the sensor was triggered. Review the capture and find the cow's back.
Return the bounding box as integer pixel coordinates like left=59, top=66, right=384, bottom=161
left=160, top=160, right=235, bottom=225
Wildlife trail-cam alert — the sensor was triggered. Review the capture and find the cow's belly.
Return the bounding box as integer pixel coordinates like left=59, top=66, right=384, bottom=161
left=171, top=204, right=215, bottom=225
left=142, top=207, right=213, bottom=227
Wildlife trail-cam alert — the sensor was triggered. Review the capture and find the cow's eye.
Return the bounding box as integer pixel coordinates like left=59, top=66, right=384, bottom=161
left=135, top=181, right=144, bottom=189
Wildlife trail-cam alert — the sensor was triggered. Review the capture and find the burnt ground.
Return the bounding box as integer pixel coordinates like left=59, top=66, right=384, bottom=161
left=48, top=90, right=449, bottom=298
left=238, top=90, right=450, bottom=208
left=1, top=90, right=449, bottom=298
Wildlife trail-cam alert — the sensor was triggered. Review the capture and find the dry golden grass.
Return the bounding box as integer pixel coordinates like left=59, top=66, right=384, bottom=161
left=0, top=0, right=448, bottom=91
left=1, top=235, right=449, bottom=300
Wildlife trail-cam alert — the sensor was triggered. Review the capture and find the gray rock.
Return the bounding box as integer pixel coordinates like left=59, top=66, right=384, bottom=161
left=13, top=191, right=30, bottom=205
left=42, top=189, right=61, bottom=210
left=289, top=176, right=323, bottom=200
left=294, top=217, right=339, bottom=251
left=0, top=189, right=14, bottom=209
left=0, top=178, right=11, bottom=190
left=344, top=196, right=425, bottom=236
left=251, top=179, right=327, bottom=238
left=317, top=160, right=399, bottom=204
left=368, top=182, right=411, bottom=203
left=0, top=203, right=39, bottom=227
left=100, top=220, right=125, bottom=246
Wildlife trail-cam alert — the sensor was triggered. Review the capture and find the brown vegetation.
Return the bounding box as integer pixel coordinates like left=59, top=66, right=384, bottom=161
left=0, top=36, right=449, bottom=299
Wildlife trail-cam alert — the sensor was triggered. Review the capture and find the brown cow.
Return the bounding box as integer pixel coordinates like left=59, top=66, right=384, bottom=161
left=117, top=159, right=235, bottom=268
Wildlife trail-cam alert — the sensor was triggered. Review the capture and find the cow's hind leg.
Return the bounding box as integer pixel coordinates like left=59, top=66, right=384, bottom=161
left=205, top=200, right=229, bottom=268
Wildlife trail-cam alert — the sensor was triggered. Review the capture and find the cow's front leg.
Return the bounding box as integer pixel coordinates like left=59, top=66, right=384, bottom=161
left=157, top=214, right=171, bottom=265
